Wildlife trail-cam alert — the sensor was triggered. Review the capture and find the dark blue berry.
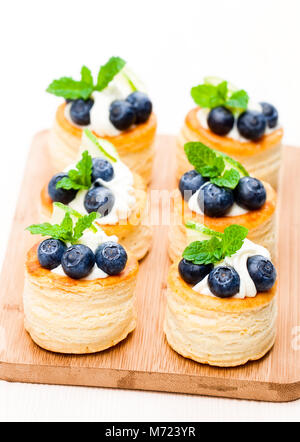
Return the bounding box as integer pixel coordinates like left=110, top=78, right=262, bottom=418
left=109, top=100, right=136, bottom=130
left=260, top=102, right=278, bottom=129
left=84, top=186, right=115, bottom=216
left=61, top=244, right=95, bottom=279
left=95, top=242, right=127, bottom=276
left=178, top=259, right=213, bottom=285
left=179, top=170, right=207, bottom=201
left=208, top=266, right=240, bottom=298
left=198, top=183, right=234, bottom=217
left=38, top=239, right=66, bottom=270
left=92, top=158, right=114, bottom=182
left=234, top=177, right=266, bottom=210
left=126, top=92, right=152, bottom=124
left=207, top=106, right=234, bottom=136
left=48, top=173, right=78, bottom=204
left=247, top=255, right=276, bottom=292
left=237, top=111, right=267, bottom=141
left=70, top=98, right=94, bottom=126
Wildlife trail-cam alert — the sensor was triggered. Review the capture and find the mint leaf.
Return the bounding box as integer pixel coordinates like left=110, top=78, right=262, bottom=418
left=182, top=224, right=248, bottom=265
left=184, top=142, right=225, bottom=178
left=95, top=56, right=126, bottom=92
left=225, top=89, right=249, bottom=111
left=46, top=77, right=93, bottom=100
left=191, top=84, right=217, bottom=108
left=183, top=236, right=223, bottom=265
left=26, top=213, right=74, bottom=243
left=191, top=79, right=249, bottom=113
left=26, top=207, right=99, bottom=244
left=57, top=151, right=92, bottom=191
left=73, top=213, right=98, bottom=242
left=81, top=66, right=94, bottom=87
left=84, top=129, right=117, bottom=163
left=221, top=225, right=248, bottom=258
left=47, top=57, right=126, bottom=100
left=53, top=202, right=99, bottom=233
left=210, top=168, right=240, bottom=189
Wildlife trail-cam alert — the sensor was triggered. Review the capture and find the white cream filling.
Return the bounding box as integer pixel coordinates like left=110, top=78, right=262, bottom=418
left=66, top=159, right=136, bottom=225
left=65, top=67, right=147, bottom=137
left=197, top=102, right=280, bottom=143
left=188, top=186, right=248, bottom=217
left=193, top=239, right=271, bottom=299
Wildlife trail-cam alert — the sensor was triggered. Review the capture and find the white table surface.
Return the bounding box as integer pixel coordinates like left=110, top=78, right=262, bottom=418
left=0, top=0, right=299, bottom=422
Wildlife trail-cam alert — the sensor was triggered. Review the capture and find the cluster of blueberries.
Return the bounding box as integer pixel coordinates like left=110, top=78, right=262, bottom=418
left=48, top=158, right=116, bottom=217
left=38, top=239, right=127, bottom=280
left=178, top=255, right=277, bottom=298
left=68, top=91, right=152, bottom=131
left=207, top=102, right=278, bottom=140
left=179, top=170, right=267, bottom=217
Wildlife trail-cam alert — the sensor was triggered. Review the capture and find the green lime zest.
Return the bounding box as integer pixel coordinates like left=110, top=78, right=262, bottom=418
left=84, top=129, right=117, bottom=163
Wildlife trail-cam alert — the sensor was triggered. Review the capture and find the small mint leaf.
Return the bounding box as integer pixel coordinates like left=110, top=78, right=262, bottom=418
left=95, top=56, right=126, bottom=92
left=210, top=168, right=240, bottom=189
left=184, top=142, right=225, bottom=178
left=225, top=89, right=249, bottom=111
left=46, top=77, right=93, bottom=100
left=81, top=66, right=94, bottom=87
left=183, top=236, right=223, bottom=265
left=222, top=225, right=248, bottom=258
left=56, top=151, right=92, bottom=191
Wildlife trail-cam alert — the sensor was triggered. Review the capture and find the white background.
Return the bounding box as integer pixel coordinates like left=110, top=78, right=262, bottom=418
left=0, top=0, right=299, bottom=422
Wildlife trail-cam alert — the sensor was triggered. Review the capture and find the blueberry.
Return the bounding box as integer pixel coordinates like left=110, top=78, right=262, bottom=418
left=247, top=255, right=277, bottom=292
left=84, top=186, right=115, bottom=216
left=92, top=158, right=114, bottom=182
left=95, top=242, right=128, bottom=276
left=260, top=102, right=278, bottom=129
left=48, top=173, right=78, bottom=204
left=207, top=106, right=234, bottom=136
left=198, top=183, right=234, bottom=217
left=109, top=100, right=136, bottom=130
left=38, top=239, right=66, bottom=270
left=61, top=244, right=95, bottom=279
left=208, top=266, right=240, bottom=298
left=179, top=170, right=208, bottom=201
left=126, top=92, right=152, bottom=124
left=237, top=111, right=267, bottom=141
left=234, top=177, right=266, bottom=210
left=70, top=98, right=94, bottom=126
left=178, top=259, right=213, bottom=285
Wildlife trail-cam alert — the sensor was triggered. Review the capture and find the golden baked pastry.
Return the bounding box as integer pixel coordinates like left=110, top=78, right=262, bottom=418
left=49, top=104, right=157, bottom=184
left=177, top=108, right=283, bottom=190
left=165, top=262, right=277, bottom=367
left=41, top=171, right=152, bottom=261
left=24, top=244, right=139, bottom=354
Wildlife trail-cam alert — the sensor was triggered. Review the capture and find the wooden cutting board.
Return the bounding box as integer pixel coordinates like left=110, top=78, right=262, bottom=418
left=0, top=132, right=299, bottom=402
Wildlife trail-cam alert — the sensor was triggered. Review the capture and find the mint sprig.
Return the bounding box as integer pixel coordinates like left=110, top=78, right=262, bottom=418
left=56, top=151, right=92, bottom=191
left=191, top=78, right=249, bottom=113
left=46, top=56, right=126, bottom=100
left=53, top=202, right=99, bottom=233
left=183, top=224, right=248, bottom=265
left=26, top=210, right=99, bottom=244
left=95, top=57, right=126, bottom=91
left=184, top=142, right=242, bottom=189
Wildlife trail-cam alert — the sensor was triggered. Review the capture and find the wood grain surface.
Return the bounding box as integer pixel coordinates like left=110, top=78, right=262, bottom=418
left=0, top=132, right=299, bottom=402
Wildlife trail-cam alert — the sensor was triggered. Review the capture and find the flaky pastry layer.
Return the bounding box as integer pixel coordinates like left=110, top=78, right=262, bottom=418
left=164, top=263, right=277, bottom=367
left=24, top=244, right=139, bottom=354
